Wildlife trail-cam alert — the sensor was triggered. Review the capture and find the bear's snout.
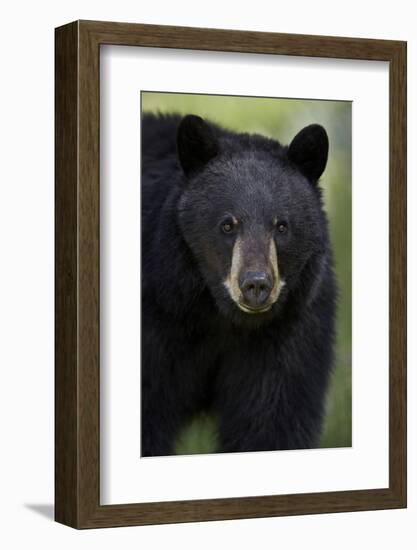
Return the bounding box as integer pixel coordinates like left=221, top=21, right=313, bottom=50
left=239, top=271, right=273, bottom=311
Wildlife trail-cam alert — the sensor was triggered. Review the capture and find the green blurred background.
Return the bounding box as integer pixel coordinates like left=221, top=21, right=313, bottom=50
left=142, top=91, right=352, bottom=453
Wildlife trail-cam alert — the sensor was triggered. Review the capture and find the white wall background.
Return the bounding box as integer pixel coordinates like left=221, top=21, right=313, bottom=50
left=0, top=1, right=414, bottom=547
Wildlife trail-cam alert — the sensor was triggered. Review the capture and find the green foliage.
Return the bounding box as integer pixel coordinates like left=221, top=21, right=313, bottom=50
left=175, top=413, right=220, bottom=455
left=142, top=92, right=352, bottom=453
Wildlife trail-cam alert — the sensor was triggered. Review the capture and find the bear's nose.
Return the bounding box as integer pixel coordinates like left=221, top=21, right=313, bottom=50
left=239, top=271, right=273, bottom=310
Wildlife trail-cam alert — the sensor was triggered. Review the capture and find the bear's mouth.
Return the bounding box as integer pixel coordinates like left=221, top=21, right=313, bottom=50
left=237, top=302, right=273, bottom=314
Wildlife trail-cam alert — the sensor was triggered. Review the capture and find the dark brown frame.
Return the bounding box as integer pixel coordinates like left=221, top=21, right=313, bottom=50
left=55, top=20, right=407, bottom=529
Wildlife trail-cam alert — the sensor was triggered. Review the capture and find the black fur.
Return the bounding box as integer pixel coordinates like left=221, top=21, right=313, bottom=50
left=141, top=113, right=336, bottom=456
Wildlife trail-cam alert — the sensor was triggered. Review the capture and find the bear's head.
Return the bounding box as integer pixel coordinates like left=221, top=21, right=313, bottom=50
left=176, top=115, right=330, bottom=326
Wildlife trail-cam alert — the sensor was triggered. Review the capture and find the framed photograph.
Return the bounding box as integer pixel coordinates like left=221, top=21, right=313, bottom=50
left=55, top=20, right=406, bottom=528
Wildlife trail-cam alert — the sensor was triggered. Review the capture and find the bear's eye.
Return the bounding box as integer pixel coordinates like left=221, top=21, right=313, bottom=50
left=276, top=221, right=288, bottom=234
left=221, top=218, right=236, bottom=234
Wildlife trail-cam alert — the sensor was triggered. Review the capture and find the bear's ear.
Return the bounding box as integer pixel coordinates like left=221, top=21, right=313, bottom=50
left=177, top=115, right=218, bottom=177
left=287, top=124, right=329, bottom=184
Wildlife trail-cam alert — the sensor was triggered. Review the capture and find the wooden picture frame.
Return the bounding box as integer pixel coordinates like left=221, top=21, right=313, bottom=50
left=55, top=20, right=407, bottom=529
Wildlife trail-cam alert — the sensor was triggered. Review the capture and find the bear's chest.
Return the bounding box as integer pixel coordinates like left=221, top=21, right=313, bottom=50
left=176, top=319, right=280, bottom=378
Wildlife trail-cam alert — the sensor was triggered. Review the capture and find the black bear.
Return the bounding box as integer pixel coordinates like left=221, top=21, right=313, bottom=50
left=141, top=113, right=336, bottom=456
